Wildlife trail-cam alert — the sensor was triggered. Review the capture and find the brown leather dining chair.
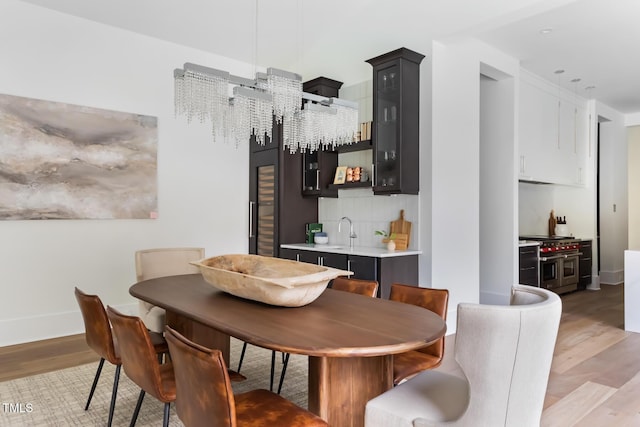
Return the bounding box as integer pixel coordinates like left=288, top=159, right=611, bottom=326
left=389, top=283, right=449, bottom=385
left=164, top=325, right=329, bottom=427
left=275, top=277, right=380, bottom=394
left=330, top=276, right=379, bottom=297
left=106, top=306, right=176, bottom=427
left=74, top=287, right=168, bottom=427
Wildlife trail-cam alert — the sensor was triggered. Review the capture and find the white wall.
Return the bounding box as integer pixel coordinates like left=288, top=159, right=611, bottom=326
left=627, top=126, right=640, bottom=249
left=479, top=72, right=517, bottom=304
left=419, top=47, right=434, bottom=287
left=430, top=39, right=520, bottom=328
left=0, top=1, right=252, bottom=345
left=597, top=102, right=628, bottom=285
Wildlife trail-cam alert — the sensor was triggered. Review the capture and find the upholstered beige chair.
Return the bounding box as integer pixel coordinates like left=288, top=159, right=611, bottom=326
left=365, top=284, right=562, bottom=427
left=135, top=247, right=205, bottom=333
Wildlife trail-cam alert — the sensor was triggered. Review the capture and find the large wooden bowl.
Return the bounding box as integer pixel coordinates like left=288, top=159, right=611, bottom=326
left=191, top=254, right=352, bottom=307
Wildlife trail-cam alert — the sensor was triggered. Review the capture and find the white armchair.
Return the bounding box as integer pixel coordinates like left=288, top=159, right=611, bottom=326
left=135, top=247, right=205, bottom=333
left=365, top=284, right=562, bottom=427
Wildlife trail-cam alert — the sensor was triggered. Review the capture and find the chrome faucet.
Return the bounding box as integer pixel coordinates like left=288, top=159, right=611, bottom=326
left=338, top=216, right=357, bottom=248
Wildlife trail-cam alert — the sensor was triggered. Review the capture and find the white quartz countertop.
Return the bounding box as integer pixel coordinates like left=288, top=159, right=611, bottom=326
left=281, top=243, right=422, bottom=258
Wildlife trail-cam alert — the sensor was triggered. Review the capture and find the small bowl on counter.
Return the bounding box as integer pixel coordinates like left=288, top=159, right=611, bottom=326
left=314, top=232, right=329, bottom=245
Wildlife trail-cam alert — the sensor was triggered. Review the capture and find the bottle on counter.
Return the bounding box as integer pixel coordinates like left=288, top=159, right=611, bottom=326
left=549, top=210, right=557, bottom=237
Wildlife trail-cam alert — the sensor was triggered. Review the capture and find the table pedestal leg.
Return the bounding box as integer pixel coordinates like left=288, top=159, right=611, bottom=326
left=165, top=310, right=231, bottom=365
left=308, top=355, right=393, bottom=427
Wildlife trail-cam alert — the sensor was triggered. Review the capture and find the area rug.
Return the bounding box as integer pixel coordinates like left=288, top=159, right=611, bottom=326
left=0, top=338, right=307, bottom=426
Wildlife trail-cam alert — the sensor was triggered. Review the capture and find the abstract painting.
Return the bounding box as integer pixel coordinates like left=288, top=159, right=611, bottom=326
left=0, top=94, right=157, bottom=219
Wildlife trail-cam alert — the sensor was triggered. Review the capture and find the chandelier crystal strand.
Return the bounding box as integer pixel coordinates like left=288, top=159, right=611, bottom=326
left=333, top=104, right=358, bottom=147
left=173, top=70, right=185, bottom=118
left=177, top=64, right=230, bottom=142
left=233, top=86, right=273, bottom=146
left=268, top=68, right=303, bottom=124
left=253, top=95, right=273, bottom=145
left=305, top=107, right=321, bottom=152
left=284, top=112, right=301, bottom=153
left=230, top=97, right=251, bottom=148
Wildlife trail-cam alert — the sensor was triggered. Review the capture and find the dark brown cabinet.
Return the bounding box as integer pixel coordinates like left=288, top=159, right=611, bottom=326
left=302, top=150, right=338, bottom=198
left=249, top=123, right=317, bottom=257
left=579, top=240, right=592, bottom=290
left=519, top=245, right=539, bottom=287
left=280, top=248, right=347, bottom=270
left=367, top=48, right=424, bottom=195
left=279, top=247, right=418, bottom=299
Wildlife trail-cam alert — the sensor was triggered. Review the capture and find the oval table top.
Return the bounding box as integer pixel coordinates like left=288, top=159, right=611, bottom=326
left=130, top=274, right=447, bottom=358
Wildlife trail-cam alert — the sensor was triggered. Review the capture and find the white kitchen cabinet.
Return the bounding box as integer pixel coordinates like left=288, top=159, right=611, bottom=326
left=519, top=78, right=559, bottom=183
left=557, top=100, right=589, bottom=186
left=519, top=71, right=589, bottom=186
left=574, top=104, right=589, bottom=186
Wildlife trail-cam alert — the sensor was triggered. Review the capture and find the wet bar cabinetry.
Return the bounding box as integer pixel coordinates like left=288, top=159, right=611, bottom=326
left=280, top=245, right=420, bottom=299
left=367, top=48, right=424, bottom=195
left=249, top=123, right=317, bottom=257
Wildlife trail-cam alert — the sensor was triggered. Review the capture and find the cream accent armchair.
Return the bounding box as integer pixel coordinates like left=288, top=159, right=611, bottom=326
left=365, top=284, right=562, bottom=427
left=135, top=248, right=205, bottom=333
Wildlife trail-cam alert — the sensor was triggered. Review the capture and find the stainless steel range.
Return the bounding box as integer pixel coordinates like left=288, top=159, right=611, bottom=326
left=519, top=236, right=582, bottom=295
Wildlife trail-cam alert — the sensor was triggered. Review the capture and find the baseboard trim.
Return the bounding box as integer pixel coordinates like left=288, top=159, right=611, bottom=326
left=600, top=269, right=624, bottom=286
left=0, top=303, right=137, bottom=347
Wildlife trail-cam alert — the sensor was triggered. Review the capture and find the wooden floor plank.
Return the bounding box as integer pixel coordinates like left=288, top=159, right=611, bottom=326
left=551, top=327, right=628, bottom=374
left=541, top=381, right=617, bottom=427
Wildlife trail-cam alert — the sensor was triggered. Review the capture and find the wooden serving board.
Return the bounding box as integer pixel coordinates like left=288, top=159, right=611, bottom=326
left=383, top=233, right=409, bottom=250
left=389, top=210, right=412, bottom=247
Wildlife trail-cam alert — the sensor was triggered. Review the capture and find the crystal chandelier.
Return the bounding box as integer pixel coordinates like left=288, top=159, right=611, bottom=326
left=174, top=63, right=358, bottom=153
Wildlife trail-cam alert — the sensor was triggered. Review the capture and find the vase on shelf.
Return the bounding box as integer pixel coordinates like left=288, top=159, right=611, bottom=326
left=387, top=240, right=396, bottom=251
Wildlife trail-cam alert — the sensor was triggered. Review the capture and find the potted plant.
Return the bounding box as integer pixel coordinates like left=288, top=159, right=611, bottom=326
left=375, top=230, right=397, bottom=251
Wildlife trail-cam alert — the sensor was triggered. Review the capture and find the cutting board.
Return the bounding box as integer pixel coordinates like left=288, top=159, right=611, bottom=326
left=390, top=210, right=412, bottom=248
left=383, top=233, right=409, bottom=250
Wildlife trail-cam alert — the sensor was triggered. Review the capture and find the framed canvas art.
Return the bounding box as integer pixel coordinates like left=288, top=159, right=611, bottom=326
left=0, top=93, right=158, bottom=220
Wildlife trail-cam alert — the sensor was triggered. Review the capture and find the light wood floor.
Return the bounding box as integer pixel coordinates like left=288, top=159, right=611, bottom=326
left=0, top=284, right=634, bottom=426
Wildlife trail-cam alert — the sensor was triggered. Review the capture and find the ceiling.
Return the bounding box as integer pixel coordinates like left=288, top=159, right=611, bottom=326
left=19, top=0, right=640, bottom=114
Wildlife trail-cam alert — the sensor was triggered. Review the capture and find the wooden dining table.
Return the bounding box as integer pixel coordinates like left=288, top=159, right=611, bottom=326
left=130, top=274, right=446, bottom=427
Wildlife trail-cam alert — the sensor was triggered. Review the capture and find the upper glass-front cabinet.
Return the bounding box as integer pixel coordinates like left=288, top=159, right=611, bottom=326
left=374, top=62, right=401, bottom=191
left=367, top=48, right=424, bottom=195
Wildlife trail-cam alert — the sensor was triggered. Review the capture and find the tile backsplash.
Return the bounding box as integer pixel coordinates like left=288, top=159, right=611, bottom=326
left=318, top=189, right=419, bottom=249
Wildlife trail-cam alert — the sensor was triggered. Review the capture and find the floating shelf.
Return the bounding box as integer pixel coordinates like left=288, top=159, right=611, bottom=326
left=328, top=181, right=372, bottom=190
left=337, top=139, right=373, bottom=153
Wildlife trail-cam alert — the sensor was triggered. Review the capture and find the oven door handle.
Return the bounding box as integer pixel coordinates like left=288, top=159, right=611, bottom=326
left=539, top=255, right=565, bottom=261
left=540, top=252, right=583, bottom=261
